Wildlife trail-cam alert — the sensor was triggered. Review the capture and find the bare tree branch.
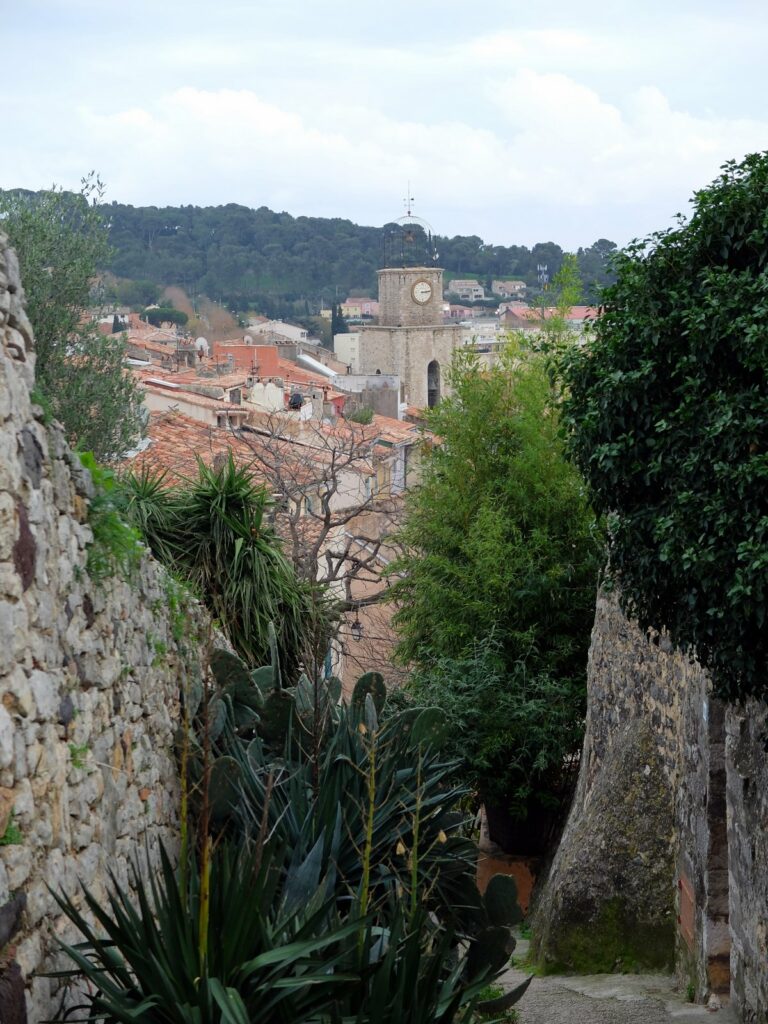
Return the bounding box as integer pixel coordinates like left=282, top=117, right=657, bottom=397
left=229, top=411, right=405, bottom=606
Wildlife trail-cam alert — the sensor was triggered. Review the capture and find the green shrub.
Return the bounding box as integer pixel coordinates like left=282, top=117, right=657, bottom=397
left=0, top=178, right=144, bottom=460
left=348, top=406, right=374, bottom=425
left=409, top=636, right=584, bottom=818
left=79, top=451, right=143, bottom=582
left=0, top=811, right=22, bottom=846
left=141, top=305, right=188, bottom=326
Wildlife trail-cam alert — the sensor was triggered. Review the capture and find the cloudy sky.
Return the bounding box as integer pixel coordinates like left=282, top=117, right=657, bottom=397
left=3, top=0, right=768, bottom=248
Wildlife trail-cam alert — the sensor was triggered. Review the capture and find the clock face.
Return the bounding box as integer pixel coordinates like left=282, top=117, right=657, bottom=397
left=411, top=279, right=433, bottom=305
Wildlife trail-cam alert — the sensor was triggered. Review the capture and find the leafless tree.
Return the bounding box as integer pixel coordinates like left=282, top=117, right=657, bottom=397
left=233, top=411, right=406, bottom=609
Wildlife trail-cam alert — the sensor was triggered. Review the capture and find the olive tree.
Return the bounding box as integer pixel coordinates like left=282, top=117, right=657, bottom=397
left=0, top=175, right=143, bottom=460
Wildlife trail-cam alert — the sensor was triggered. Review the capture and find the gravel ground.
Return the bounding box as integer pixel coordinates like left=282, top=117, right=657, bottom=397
left=498, top=942, right=738, bottom=1024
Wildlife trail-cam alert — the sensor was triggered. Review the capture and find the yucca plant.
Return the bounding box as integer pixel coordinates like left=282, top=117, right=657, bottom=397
left=48, top=840, right=362, bottom=1024
left=120, top=458, right=335, bottom=678
left=116, top=465, right=179, bottom=567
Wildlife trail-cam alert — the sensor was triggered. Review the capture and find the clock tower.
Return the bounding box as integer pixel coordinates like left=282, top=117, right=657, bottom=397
left=337, top=195, right=470, bottom=410
left=377, top=266, right=444, bottom=327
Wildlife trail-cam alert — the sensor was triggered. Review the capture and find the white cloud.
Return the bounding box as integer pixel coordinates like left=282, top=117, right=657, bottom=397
left=464, top=28, right=623, bottom=70
left=64, top=75, right=768, bottom=247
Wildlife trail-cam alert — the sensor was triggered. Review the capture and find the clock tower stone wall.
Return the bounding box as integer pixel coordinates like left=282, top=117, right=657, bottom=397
left=377, top=266, right=444, bottom=327
left=357, top=324, right=469, bottom=408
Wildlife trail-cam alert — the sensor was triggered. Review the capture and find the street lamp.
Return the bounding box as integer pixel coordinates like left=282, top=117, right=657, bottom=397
left=351, top=605, right=363, bottom=642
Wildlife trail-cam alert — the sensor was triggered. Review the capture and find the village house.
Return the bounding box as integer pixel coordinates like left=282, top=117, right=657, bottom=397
left=248, top=319, right=310, bottom=344
left=448, top=303, right=481, bottom=320
left=340, top=297, right=379, bottom=318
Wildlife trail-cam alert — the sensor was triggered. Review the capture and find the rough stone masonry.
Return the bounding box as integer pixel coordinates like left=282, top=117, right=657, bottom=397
left=532, top=591, right=768, bottom=1024
left=0, top=232, right=210, bottom=1022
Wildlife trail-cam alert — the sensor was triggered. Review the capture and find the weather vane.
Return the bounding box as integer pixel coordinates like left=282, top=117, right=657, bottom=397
left=403, top=183, right=414, bottom=218
left=382, top=184, right=436, bottom=267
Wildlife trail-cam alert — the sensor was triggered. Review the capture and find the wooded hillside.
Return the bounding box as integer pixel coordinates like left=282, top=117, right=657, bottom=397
left=2, top=191, right=617, bottom=313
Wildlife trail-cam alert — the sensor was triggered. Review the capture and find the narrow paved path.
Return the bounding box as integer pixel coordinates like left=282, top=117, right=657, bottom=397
left=499, top=941, right=738, bottom=1024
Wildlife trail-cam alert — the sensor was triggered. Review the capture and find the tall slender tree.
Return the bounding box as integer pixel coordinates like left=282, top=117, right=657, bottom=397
left=388, top=337, right=602, bottom=837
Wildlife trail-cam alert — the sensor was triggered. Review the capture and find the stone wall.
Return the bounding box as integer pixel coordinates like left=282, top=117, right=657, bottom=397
left=530, top=590, right=702, bottom=974
left=0, top=232, right=209, bottom=1022
left=532, top=588, right=768, bottom=1022
left=725, top=700, right=768, bottom=1022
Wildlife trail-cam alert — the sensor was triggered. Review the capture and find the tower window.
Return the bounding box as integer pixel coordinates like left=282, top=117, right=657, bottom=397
left=427, top=360, right=441, bottom=408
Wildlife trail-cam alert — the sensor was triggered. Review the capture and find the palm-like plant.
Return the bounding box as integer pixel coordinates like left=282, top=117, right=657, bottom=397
left=116, top=465, right=178, bottom=567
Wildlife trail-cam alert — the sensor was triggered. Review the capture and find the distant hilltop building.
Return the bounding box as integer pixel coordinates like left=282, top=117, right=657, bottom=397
left=492, top=279, right=526, bottom=298
left=334, top=201, right=471, bottom=410
left=448, top=279, right=485, bottom=301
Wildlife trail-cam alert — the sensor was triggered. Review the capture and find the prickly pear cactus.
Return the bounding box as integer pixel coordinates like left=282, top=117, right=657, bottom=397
left=208, top=755, right=243, bottom=823
left=351, top=671, right=386, bottom=715
left=467, top=924, right=513, bottom=977
left=210, top=649, right=251, bottom=689
left=259, top=689, right=294, bottom=746
left=465, top=871, right=529, bottom=1003
left=484, top=873, right=524, bottom=928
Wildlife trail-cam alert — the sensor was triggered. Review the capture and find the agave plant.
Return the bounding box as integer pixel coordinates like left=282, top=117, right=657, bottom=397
left=326, top=905, right=509, bottom=1024
left=197, top=645, right=531, bottom=988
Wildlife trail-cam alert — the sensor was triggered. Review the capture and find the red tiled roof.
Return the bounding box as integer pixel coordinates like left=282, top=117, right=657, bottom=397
left=120, top=411, right=263, bottom=486
left=212, top=343, right=282, bottom=375
left=137, top=366, right=249, bottom=389
left=140, top=380, right=244, bottom=414
left=127, top=338, right=180, bottom=356
left=513, top=305, right=598, bottom=322
left=368, top=413, right=422, bottom=445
